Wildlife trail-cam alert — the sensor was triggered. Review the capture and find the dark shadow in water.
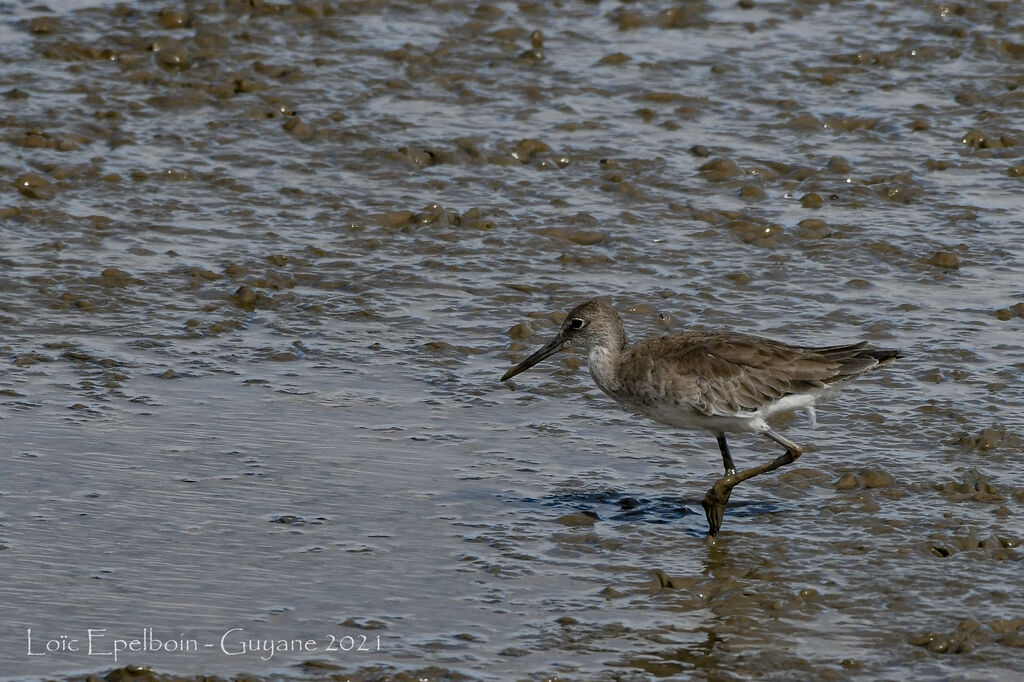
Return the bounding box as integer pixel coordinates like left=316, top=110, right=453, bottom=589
left=525, top=490, right=783, bottom=535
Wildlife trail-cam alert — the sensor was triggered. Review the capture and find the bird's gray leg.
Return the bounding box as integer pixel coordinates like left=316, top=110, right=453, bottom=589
left=716, top=432, right=736, bottom=475
left=702, top=429, right=804, bottom=538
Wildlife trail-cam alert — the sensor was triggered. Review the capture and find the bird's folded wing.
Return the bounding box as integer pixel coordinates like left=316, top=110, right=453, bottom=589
left=625, top=333, right=846, bottom=417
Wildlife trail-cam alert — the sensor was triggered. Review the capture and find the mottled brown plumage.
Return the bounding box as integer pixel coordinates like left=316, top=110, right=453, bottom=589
left=615, top=332, right=896, bottom=423
left=500, top=299, right=901, bottom=537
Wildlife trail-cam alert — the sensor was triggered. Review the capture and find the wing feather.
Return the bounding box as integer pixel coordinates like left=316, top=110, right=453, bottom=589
left=617, top=332, right=847, bottom=418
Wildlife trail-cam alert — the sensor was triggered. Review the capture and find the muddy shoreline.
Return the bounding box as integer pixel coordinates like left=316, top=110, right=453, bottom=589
left=3, top=0, right=1023, bottom=680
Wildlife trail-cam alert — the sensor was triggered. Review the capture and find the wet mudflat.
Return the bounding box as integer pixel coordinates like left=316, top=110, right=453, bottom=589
left=1, top=0, right=1023, bottom=680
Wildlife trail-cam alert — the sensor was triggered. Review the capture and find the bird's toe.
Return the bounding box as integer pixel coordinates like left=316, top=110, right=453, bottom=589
left=702, top=486, right=732, bottom=537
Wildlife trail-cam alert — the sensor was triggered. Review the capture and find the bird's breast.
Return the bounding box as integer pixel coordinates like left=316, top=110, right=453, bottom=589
left=625, top=396, right=768, bottom=433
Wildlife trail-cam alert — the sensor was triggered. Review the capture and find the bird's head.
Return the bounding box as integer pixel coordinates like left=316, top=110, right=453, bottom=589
left=500, top=299, right=624, bottom=381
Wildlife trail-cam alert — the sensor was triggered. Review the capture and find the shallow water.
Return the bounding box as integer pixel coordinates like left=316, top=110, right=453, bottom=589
left=2, top=0, right=1023, bottom=680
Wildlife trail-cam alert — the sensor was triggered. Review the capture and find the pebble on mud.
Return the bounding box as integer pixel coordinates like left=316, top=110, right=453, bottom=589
left=722, top=219, right=784, bottom=246
left=801, top=192, right=823, bottom=209
left=232, top=285, right=257, bottom=306
left=459, top=207, right=494, bottom=230
left=861, top=469, right=894, bottom=489
left=29, top=16, right=60, bottom=34
left=157, top=7, right=189, bottom=29
left=957, top=426, right=1021, bottom=452
left=834, top=469, right=893, bottom=490
left=13, top=130, right=82, bottom=151
left=786, top=112, right=824, bottom=131
left=97, top=267, right=137, bottom=287
left=283, top=116, right=311, bottom=137
left=95, top=665, right=163, bottom=682
left=14, top=352, right=52, bottom=367
left=935, top=468, right=1003, bottom=502
left=554, top=511, right=599, bottom=526
left=14, top=173, right=54, bottom=200
left=993, top=302, right=1024, bottom=320
left=567, top=230, right=607, bottom=245
left=796, top=219, right=830, bottom=240
left=835, top=473, right=859, bottom=490
left=827, top=156, right=852, bottom=173
left=228, top=285, right=275, bottom=311
left=558, top=252, right=612, bottom=266
left=909, top=619, right=985, bottom=655
left=739, top=184, right=766, bottom=200
left=149, top=38, right=188, bottom=71
left=698, top=158, right=742, bottom=181
left=961, top=129, right=1017, bottom=149
left=511, top=138, right=550, bottom=163
left=598, top=52, right=631, bottom=66
left=184, top=266, right=221, bottom=284
left=507, top=323, right=532, bottom=339
left=340, top=617, right=388, bottom=630
left=372, top=210, right=415, bottom=228
left=925, top=250, right=959, bottom=269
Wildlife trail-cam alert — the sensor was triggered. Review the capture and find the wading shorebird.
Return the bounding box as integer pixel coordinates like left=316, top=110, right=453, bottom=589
left=500, top=299, right=901, bottom=537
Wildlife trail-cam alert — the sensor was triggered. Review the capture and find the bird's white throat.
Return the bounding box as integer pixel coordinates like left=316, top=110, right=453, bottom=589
left=587, top=344, right=621, bottom=394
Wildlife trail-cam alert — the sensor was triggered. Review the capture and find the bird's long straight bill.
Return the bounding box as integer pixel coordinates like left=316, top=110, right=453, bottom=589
left=501, top=336, right=565, bottom=381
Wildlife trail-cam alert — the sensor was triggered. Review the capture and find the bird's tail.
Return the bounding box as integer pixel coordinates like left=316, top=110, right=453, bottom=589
left=814, top=342, right=903, bottom=382
left=861, top=348, right=902, bottom=365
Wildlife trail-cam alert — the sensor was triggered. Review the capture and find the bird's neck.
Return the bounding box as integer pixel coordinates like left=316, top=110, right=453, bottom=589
left=587, top=336, right=627, bottom=394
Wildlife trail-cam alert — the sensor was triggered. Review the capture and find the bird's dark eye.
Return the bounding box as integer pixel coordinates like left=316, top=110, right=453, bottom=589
left=569, top=318, right=585, bottom=330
